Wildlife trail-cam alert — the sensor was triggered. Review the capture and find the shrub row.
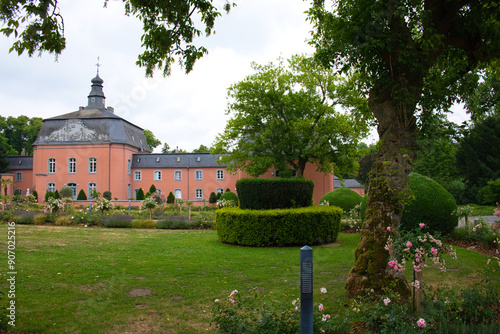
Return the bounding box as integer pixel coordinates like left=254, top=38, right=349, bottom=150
left=215, top=206, right=342, bottom=247
left=236, top=178, right=314, bottom=210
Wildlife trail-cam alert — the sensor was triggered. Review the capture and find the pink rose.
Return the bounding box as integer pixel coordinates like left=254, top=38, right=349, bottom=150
left=319, top=304, right=324, bottom=311
left=406, top=241, right=413, bottom=248
left=417, top=318, right=426, bottom=328
left=387, top=226, right=391, bottom=232
left=388, top=261, right=395, bottom=268
left=419, top=223, right=425, bottom=229
left=431, top=247, right=438, bottom=256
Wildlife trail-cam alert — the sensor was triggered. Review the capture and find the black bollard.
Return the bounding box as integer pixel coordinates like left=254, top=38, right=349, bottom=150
left=300, top=245, right=313, bottom=334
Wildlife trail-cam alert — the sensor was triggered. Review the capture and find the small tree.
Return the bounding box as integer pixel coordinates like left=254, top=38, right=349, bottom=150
left=77, top=189, right=87, bottom=200
left=149, top=184, right=157, bottom=194
left=59, top=187, right=74, bottom=199
left=45, top=191, right=55, bottom=202
left=54, top=190, right=61, bottom=199
left=136, top=188, right=145, bottom=200
left=141, top=197, right=157, bottom=220
left=103, top=191, right=112, bottom=200
left=167, top=192, right=175, bottom=204
left=32, top=190, right=38, bottom=202
left=209, top=192, right=217, bottom=204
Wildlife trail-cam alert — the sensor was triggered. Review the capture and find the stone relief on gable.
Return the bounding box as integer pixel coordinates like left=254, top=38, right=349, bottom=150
left=41, top=119, right=109, bottom=142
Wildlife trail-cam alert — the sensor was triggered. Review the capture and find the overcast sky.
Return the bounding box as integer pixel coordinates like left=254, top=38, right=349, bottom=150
left=1, top=0, right=469, bottom=153
left=0, top=0, right=324, bottom=152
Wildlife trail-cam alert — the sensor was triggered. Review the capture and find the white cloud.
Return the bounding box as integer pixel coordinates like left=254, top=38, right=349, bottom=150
left=0, top=0, right=315, bottom=152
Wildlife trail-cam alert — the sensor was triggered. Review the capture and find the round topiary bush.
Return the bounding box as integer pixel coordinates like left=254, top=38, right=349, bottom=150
left=360, top=173, right=458, bottom=235
left=320, top=187, right=363, bottom=213
left=220, top=190, right=238, bottom=205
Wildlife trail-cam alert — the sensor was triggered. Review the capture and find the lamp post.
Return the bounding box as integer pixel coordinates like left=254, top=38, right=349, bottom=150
left=300, top=245, right=313, bottom=334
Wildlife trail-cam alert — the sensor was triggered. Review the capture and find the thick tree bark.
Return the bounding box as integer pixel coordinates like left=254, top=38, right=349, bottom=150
left=346, top=88, right=418, bottom=299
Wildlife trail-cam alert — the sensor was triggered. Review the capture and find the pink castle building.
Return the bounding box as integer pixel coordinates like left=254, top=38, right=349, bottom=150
left=2, top=73, right=338, bottom=205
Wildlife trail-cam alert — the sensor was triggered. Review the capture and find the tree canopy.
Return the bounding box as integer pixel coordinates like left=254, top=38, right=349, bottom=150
left=143, top=129, right=161, bottom=151
left=0, top=0, right=233, bottom=76
left=309, top=0, right=500, bottom=297
left=212, top=54, right=373, bottom=177
left=0, top=115, right=42, bottom=155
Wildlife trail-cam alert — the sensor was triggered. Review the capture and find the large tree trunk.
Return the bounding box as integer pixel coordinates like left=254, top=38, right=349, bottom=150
left=345, top=88, right=418, bottom=299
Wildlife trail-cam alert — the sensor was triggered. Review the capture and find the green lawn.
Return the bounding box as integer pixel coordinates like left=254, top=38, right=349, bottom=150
left=1, top=224, right=498, bottom=333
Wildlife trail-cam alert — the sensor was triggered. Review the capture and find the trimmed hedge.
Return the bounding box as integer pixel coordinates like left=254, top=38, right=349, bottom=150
left=220, top=190, right=238, bottom=204
left=236, top=178, right=314, bottom=210
left=320, top=187, right=363, bottom=213
left=361, top=173, right=458, bottom=235
left=215, top=206, right=342, bottom=247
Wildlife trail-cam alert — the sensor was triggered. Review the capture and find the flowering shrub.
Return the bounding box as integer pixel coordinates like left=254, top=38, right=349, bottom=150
left=94, top=196, right=114, bottom=215
left=216, top=199, right=237, bottom=208
left=140, top=197, right=157, bottom=219
left=45, top=197, right=64, bottom=213
left=149, top=190, right=166, bottom=205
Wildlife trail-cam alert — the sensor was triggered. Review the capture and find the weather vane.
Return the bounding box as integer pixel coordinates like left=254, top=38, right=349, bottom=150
left=96, top=56, right=101, bottom=75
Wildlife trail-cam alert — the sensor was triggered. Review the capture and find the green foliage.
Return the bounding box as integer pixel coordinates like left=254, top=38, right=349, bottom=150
left=59, top=186, right=74, bottom=199
left=215, top=206, right=342, bottom=247
left=212, top=55, right=371, bottom=177
left=216, top=192, right=222, bottom=200
left=402, top=173, right=458, bottom=234
left=361, top=173, right=458, bottom=234
left=157, top=220, right=191, bottom=230
left=54, top=190, right=60, bottom=199
left=457, top=116, right=500, bottom=202
left=136, top=188, right=145, bottom=200
left=143, top=129, right=161, bottom=151
left=236, top=178, right=314, bottom=210
left=17, top=214, right=34, bottom=225
left=77, top=189, right=87, bottom=201
left=102, top=191, right=112, bottom=201
left=132, top=219, right=156, bottom=229
left=208, top=192, right=217, bottom=204
left=148, top=184, right=157, bottom=194
left=446, top=180, right=467, bottom=205
left=219, top=190, right=238, bottom=206
left=32, top=190, right=38, bottom=202
left=103, top=215, right=132, bottom=228
left=477, top=178, right=500, bottom=205
left=0, top=115, right=43, bottom=155
left=166, top=191, right=175, bottom=204
left=320, top=187, right=362, bottom=213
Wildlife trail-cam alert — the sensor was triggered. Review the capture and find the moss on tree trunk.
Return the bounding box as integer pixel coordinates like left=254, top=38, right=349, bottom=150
left=346, top=94, right=417, bottom=299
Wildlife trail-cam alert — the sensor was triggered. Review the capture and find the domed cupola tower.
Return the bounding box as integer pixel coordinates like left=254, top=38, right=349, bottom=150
left=87, top=73, right=106, bottom=108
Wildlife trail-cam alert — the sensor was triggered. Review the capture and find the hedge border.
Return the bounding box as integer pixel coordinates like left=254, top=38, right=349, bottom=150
left=215, top=206, right=342, bottom=247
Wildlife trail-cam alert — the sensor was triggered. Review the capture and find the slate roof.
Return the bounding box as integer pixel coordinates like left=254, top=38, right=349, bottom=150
left=334, top=176, right=364, bottom=188
left=6, top=156, right=33, bottom=170
left=131, top=153, right=228, bottom=169
left=33, top=73, right=150, bottom=152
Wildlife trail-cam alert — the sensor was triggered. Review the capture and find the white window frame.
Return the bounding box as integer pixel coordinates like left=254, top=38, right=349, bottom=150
left=195, top=188, right=203, bottom=199
left=15, top=172, right=23, bottom=182
left=195, top=170, right=203, bottom=181
left=216, top=188, right=224, bottom=195
left=174, top=170, right=182, bottom=181
left=68, top=157, right=76, bottom=174
left=88, top=157, right=97, bottom=174
left=154, top=170, right=162, bottom=181
left=67, top=182, right=77, bottom=199
left=48, top=158, right=56, bottom=174
left=134, top=171, right=142, bottom=181
left=216, top=169, right=224, bottom=180
left=127, top=159, right=131, bottom=175
left=88, top=183, right=97, bottom=199
left=174, top=189, right=182, bottom=199
left=47, top=183, right=56, bottom=193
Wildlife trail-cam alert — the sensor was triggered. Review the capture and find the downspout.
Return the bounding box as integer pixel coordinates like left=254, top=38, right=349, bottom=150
left=108, top=144, right=111, bottom=191
left=187, top=167, right=190, bottom=200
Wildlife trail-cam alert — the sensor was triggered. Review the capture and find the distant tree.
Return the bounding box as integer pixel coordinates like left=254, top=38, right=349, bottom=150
left=143, top=129, right=161, bottom=151
left=166, top=192, right=175, bottom=204
left=213, top=55, right=372, bottom=177
left=463, top=60, right=500, bottom=122
left=456, top=116, right=500, bottom=202
left=149, top=184, right=157, bottom=194
left=161, top=143, right=171, bottom=154
left=77, top=189, right=87, bottom=200
left=136, top=188, right=145, bottom=201
left=208, top=192, right=217, bottom=204
left=59, top=187, right=74, bottom=199
left=103, top=191, right=112, bottom=200
left=192, top=145, right=210, bottom=153
left=44, top=191, right=54, bottom=202
left=0, top=137, right=10, bottom=173
left=0, top=115, right=42, bottom=155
